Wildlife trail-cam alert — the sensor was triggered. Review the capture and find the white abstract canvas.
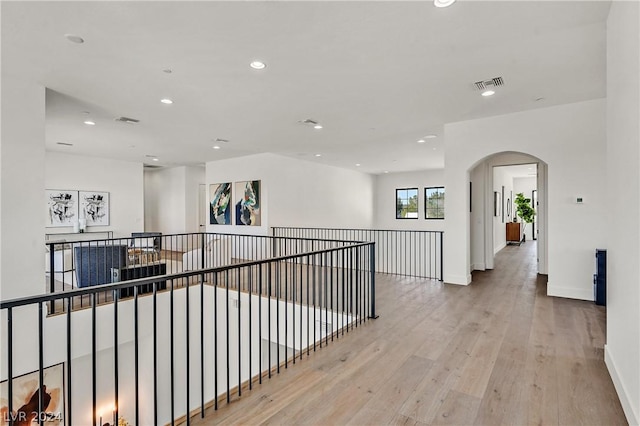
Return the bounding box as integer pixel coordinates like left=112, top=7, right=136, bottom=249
left=79, top=191, right=110, bottom=226
left=46, top=190, right=78, bottom=227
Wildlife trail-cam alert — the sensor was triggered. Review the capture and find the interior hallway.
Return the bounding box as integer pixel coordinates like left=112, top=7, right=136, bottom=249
left=189, top=240, right=625, bottom=425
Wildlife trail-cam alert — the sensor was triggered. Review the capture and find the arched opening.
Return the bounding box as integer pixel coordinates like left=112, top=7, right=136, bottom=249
left=468, top=151, right=548, bottom=276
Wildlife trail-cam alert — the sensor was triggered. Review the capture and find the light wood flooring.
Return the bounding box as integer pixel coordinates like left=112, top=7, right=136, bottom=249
left=188, top=240, right=626, bottom=425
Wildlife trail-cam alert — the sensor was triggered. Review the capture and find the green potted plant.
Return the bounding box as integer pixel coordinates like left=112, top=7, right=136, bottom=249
left=514, top=192, right=535, bottom=242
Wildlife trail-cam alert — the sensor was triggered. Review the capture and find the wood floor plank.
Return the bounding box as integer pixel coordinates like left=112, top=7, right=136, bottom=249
left=185, top=241, right=626, bottom=426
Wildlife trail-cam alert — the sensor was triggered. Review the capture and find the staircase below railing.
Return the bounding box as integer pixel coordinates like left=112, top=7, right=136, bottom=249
left=4, top=234, right=375, bottom=426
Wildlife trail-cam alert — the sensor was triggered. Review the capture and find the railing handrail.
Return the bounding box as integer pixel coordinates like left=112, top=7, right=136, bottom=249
left=4, top=240, right=373, bottom=309
left=44, top=231, right=372, bottom=246
left=272, top=226, right=444, bottom=234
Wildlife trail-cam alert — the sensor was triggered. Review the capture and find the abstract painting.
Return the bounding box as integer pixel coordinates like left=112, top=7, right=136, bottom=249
left=235, top=180, right=261, bottom=226
left=46, top=190, right=78, bottom=227
left=79, top=191, right=110, bottom=226
left=0, top=363, right=64, bottom=425
left=210, top=183, right=232, bottom=225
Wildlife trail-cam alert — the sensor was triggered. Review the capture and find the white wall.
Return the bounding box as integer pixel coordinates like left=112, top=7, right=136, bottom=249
left=492, top=166, right=514, bottom=254
left=1, top=69, right=46, bottom=300
left=185, top=166, right=205, bottom=233
left=144, top=167, right=186, bottom=234
left=373, top=169, right=445, bottom=231
left=45, top=152, right=144, bottom=238
left=206, top=153, right=375, bottom=234
left=513, top=177, right=536, bottom=241
left=470, top=163, right=486, bottom=271
left=605, top=2, right=640, bottom=424
left=144, top=165, right=204, bottom=236
left=444, top=99, right=607, bottom=301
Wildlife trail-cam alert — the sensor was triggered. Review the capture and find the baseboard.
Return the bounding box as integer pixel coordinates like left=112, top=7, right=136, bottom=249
left=472, top=263, right=486, bottom=271
left=605, top=344, right=640, bottom=425
left=546, top=283, right=593, bottom=301
left=494, top=242, right=506, bottom=255
left=444, top=273, right=472, bottom=285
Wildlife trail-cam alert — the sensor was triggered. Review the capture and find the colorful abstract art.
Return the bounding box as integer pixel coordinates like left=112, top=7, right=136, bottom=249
left=79, top=191, right=110, bottom=226
left=210, top=183, right=232, bottom=225
left=0, top=363, right=64, bottom=425
left=46, top=190, right=78, bottom=227
left=235, top=180, right=261, bottom=226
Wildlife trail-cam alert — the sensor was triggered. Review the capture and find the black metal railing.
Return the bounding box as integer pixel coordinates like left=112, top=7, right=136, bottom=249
left=45, top=232, right=351, bottom=314
left=5, top=235, right=375, bottom=426
left=272, top=227, right=443, bottom=280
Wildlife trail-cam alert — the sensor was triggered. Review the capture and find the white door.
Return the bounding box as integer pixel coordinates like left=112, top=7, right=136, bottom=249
left=198, top=184, right=207, bottom=232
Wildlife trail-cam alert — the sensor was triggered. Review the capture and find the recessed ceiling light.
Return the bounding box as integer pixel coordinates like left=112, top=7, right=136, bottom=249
left=433, top=147, right=437, bottom=151
left=424, top=134, right=437, bottom=139
left=83, top=120, right=95, bottom=126
left=481, top=90, right=495, bottom=97
left=213, top=146, right=221, bottom=150
left=315, top=154, right=322, bottom=157
left=160, top=98, right=173, bottom=104
left=314, top=125, right=323, bottom=130
left=64, top=34, right=84, bottom=44
left=417, top=139, right=426, bottom=144
left=434, top=0, right=456, bottom=8
left=384, top=171, right=389, bottom=174
left=250, top=61, right=266, bottom=70
left=355, top=163, right=361, bottom=167
left=152, top=158, right=159, bottom=162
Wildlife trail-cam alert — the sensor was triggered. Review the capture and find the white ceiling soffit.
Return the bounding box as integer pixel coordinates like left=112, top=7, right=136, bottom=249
left=2, top=1, right=610, bottom=174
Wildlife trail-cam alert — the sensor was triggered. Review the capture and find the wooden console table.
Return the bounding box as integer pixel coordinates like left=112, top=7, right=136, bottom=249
left=506, top=222, right=522, bottom=245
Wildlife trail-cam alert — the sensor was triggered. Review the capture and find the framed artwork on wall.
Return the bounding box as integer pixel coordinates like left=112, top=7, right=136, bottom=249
left=0, top=363, right=65, bottom=424
left=210, top=182, right=232, bottom=225
left=46, top=189, right=78, bottom=227
left=494, top=191, right=500, bottom=217
left=501, top=186, right=505, bottom=223
left=235, top=180, right=261, bottom=226
left=79, top=191, right=110, bottom=226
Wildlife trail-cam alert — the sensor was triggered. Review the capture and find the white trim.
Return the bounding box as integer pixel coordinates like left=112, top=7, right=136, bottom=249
left=546, top=283, right=593, bottom=301
left=605, top=344, right=640, bottom=425
left=494, top=242, right=506, bottom=255
left=444, top=273, right=472, bottom=285
left=472, top=262, right=486, bottom=271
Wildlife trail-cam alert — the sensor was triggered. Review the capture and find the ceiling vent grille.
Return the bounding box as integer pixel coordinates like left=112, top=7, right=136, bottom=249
left=474, top=77, right=504, bottom=91
left=299, top=118, right=318, bottom=126
left=115, top=116, right=140, bottom=124
left=143, top=164, right=163, bottom=169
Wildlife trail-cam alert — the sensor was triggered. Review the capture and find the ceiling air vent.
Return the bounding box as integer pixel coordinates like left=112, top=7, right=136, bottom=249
left=115, top=116, right=140, bottom=124
left=299, top=118, right=318, bottom=126
left=143, top=164, right=163, bottom=169
left=474, top=77, right=504, bottom=91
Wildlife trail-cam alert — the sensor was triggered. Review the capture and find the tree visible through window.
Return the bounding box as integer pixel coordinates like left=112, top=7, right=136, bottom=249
left=425, top=187, right=445, bottom=219
left=396, top=188, right=418, bottom=219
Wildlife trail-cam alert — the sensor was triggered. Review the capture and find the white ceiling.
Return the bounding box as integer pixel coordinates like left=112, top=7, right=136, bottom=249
left=2, top=1, right=610, bottom=174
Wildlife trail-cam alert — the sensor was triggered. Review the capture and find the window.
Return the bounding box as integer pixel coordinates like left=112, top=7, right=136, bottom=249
left=425, top=187, right=445, bottom=219
left=396, top=188, right=418, bottom=219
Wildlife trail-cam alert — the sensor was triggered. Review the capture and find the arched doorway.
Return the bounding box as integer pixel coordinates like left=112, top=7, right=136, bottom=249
left=468, top=152, right=548, bottom=275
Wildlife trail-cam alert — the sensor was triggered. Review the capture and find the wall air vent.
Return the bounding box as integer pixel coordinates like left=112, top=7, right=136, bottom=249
left=115, top=116, right=140, bottom=124
left=474, top=77, right=504, bottom=91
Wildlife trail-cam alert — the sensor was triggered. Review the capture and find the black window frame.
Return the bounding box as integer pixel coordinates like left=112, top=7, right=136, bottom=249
left=425, top=186, right=445, bottom=220
left=395, top=187, right=419, bottom=219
